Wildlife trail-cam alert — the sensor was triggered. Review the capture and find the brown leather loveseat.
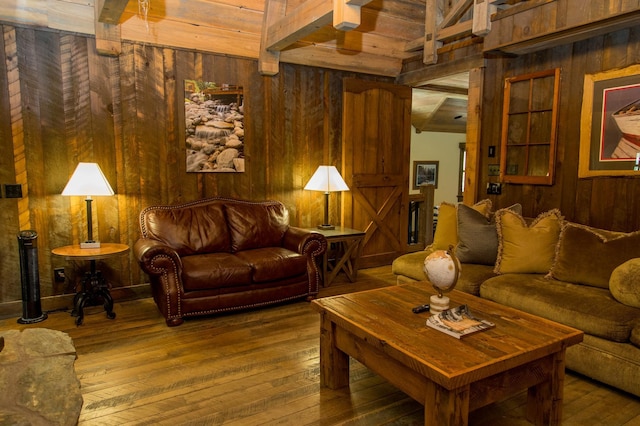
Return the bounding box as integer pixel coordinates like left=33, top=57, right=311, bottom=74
left=133, top=197, right=327, bottom=326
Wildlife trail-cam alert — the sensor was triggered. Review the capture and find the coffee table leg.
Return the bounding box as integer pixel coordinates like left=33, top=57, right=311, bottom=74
left=424, top=381, right=470, bottom=426
left=526, top=351, right=566, bottom=425
left=319, top=313, right=349, bottom=389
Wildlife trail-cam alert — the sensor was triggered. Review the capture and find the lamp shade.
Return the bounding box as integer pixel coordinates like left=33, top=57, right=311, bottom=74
left=304, top=166, right=349, bottom=192
left=61, top=163, right=114, bottom=196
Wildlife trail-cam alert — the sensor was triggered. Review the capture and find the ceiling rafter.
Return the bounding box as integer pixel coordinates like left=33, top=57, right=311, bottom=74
left=98, top=0, right=129, bottom=24
left=259, top=0, right=373, bottom=75
left=423, top=0, right=493, bottom=64
left=94, top=0, right=126, bottom=56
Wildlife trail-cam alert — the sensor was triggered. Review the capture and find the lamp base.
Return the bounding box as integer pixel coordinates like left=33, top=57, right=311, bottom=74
left=80, top=241, right=101, bottom=249
left=317, top=224, right=335, bottom=230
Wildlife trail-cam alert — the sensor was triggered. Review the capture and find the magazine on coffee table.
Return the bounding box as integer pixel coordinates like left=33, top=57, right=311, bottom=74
left=426, top=304, right=495, bottom=339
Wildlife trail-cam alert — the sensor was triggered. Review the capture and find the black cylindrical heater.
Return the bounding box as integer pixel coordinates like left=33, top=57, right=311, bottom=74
left=17, top=230, right=47, bottom=324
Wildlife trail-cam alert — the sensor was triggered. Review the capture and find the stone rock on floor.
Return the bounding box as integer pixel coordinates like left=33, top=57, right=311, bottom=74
left=0, top=328, right=82, bottom=426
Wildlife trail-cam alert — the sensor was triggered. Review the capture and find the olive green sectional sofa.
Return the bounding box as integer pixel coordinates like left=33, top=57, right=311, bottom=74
left=392, top=201, right=640, bottom=398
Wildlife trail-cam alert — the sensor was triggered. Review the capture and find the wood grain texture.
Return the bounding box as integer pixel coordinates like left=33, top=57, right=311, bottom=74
left=0, top=25, right=393, bottom=305
left=480, top=26, right=640, bottom=232
left=0, top=266, right=637, bottom=425
left=342, top=79, right=411, bottom=268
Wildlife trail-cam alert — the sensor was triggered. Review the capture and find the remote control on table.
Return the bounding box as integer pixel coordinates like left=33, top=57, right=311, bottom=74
left=412, top=304, right=430, bottom=314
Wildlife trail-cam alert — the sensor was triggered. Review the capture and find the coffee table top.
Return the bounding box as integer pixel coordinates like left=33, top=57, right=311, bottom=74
left=311, top=284, right=583, bottom=390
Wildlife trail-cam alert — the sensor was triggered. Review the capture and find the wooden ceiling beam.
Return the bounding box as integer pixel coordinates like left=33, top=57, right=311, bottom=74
left=262, top=0, right=374, bottom=74
left=440, top=0, right=471, bottom=28
left=484, top=5, right=640, bottom=55
left=416, top=84, right=468, bottom=95
left=333, top=0, right=369, bottom=30
left=98, top=0, right=129, bottom=25
left=423, top=0, right=443, bottom=64
left=95, top=0, right=122, bottom=56
left=472, top=0, right=496, bottom=36
left=281, top=41, right=402, bottom=76
left=424, top=0, right=474, bottom=64
left=397, top=53, right=485, bottom=86
left=259, top=0, right=287, bottom=75
left=264, top=0, right=334, bottom=51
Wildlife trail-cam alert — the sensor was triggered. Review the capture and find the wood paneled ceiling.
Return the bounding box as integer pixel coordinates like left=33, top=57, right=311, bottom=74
left=412, top=71, right=469, bottom=133
left=4, top=1, right=640, bottom=132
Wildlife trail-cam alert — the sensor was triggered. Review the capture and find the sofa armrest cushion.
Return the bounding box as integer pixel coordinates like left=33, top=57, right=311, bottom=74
left=548, top=223, right=640, bottom=289
left=609, top=258, right=640, bottom=308
left=225, top=201, right=289, bottom=252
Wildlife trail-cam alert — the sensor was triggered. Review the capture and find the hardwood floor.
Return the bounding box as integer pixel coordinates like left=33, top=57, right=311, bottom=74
left=1, top=266, right=639, bottom=425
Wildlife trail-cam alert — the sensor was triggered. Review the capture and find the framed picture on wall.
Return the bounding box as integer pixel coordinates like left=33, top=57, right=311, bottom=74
left=413, top=161, right=439, bottom=189
left=184, top=80, right=245, bottom=173
left=579, top=64, right=640, bottom=177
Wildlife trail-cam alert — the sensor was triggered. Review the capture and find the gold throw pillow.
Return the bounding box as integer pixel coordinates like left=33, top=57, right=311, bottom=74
left=494, top=209, right=563, bottom=274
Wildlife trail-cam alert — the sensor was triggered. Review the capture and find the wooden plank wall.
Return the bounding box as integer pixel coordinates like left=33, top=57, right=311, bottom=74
left=480, top=26, right=640, bottom=232
left=0, top=24, right=390, bottom=305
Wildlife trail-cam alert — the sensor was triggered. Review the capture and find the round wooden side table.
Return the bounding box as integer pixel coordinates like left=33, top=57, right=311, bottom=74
left=52, top=243, right=129, bottom=326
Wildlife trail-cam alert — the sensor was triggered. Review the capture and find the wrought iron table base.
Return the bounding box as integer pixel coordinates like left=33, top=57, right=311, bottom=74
left=71, top=260, right=116, bottom=326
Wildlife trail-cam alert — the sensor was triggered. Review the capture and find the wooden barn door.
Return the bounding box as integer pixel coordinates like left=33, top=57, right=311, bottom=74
left=341, top=79, right=412, bottom=268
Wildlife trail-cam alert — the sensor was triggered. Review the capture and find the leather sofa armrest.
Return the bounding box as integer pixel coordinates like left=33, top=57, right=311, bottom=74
left=133, top=238, right=185, bottom=326
left=283, top=227, right=327, bottom=296
left=133, top=238, right=183, bottom=276
left=283, top=227, right=327, bottom=256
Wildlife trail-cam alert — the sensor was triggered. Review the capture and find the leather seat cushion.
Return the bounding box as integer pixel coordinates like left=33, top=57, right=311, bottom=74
left=181, top=253, right=252, bottom=291
left=235, top=247, right=307, bottom=282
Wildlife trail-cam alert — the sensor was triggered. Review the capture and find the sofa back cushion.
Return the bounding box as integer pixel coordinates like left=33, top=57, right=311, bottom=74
left=141, top=201, right=231, bottom=256
left=548, top=223, right=640, bottom=289
left=225, top=201, right=290, bottom=252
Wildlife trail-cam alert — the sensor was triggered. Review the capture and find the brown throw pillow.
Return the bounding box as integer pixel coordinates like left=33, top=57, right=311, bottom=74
left=456, top=203, right=521, bottom=265
left=429, top=199, right=492, bottom=251
left=548, top=223, right=640, bottom=289
left=494, top=209, right=563, bottom=274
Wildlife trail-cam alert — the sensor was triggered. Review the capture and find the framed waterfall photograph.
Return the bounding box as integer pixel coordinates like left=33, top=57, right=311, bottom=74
left=413, top=161, right=439, bottom=189
left=184, top=80, right=245, bottom=173
left=579, top=64, right=640, bottom=177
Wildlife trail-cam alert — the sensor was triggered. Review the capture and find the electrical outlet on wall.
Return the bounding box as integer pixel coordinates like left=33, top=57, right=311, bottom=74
left=54, top=268, right=66, bottom=283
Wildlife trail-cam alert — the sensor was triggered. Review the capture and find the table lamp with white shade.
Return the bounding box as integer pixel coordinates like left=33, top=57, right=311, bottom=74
left=61, top=162, right=114, bottom=249
left=304, top=165, right=349, bottom=230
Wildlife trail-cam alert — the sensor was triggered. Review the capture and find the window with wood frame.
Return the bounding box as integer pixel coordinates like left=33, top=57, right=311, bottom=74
left=500, top=68, right=560, bottom=185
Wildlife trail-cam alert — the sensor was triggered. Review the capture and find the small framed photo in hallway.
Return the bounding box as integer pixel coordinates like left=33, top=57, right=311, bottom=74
left=413, top=161, right=439, bottom=189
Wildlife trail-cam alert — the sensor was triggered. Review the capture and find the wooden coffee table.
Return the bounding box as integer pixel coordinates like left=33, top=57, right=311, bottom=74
left=311, top=284, right=583, bottom=426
